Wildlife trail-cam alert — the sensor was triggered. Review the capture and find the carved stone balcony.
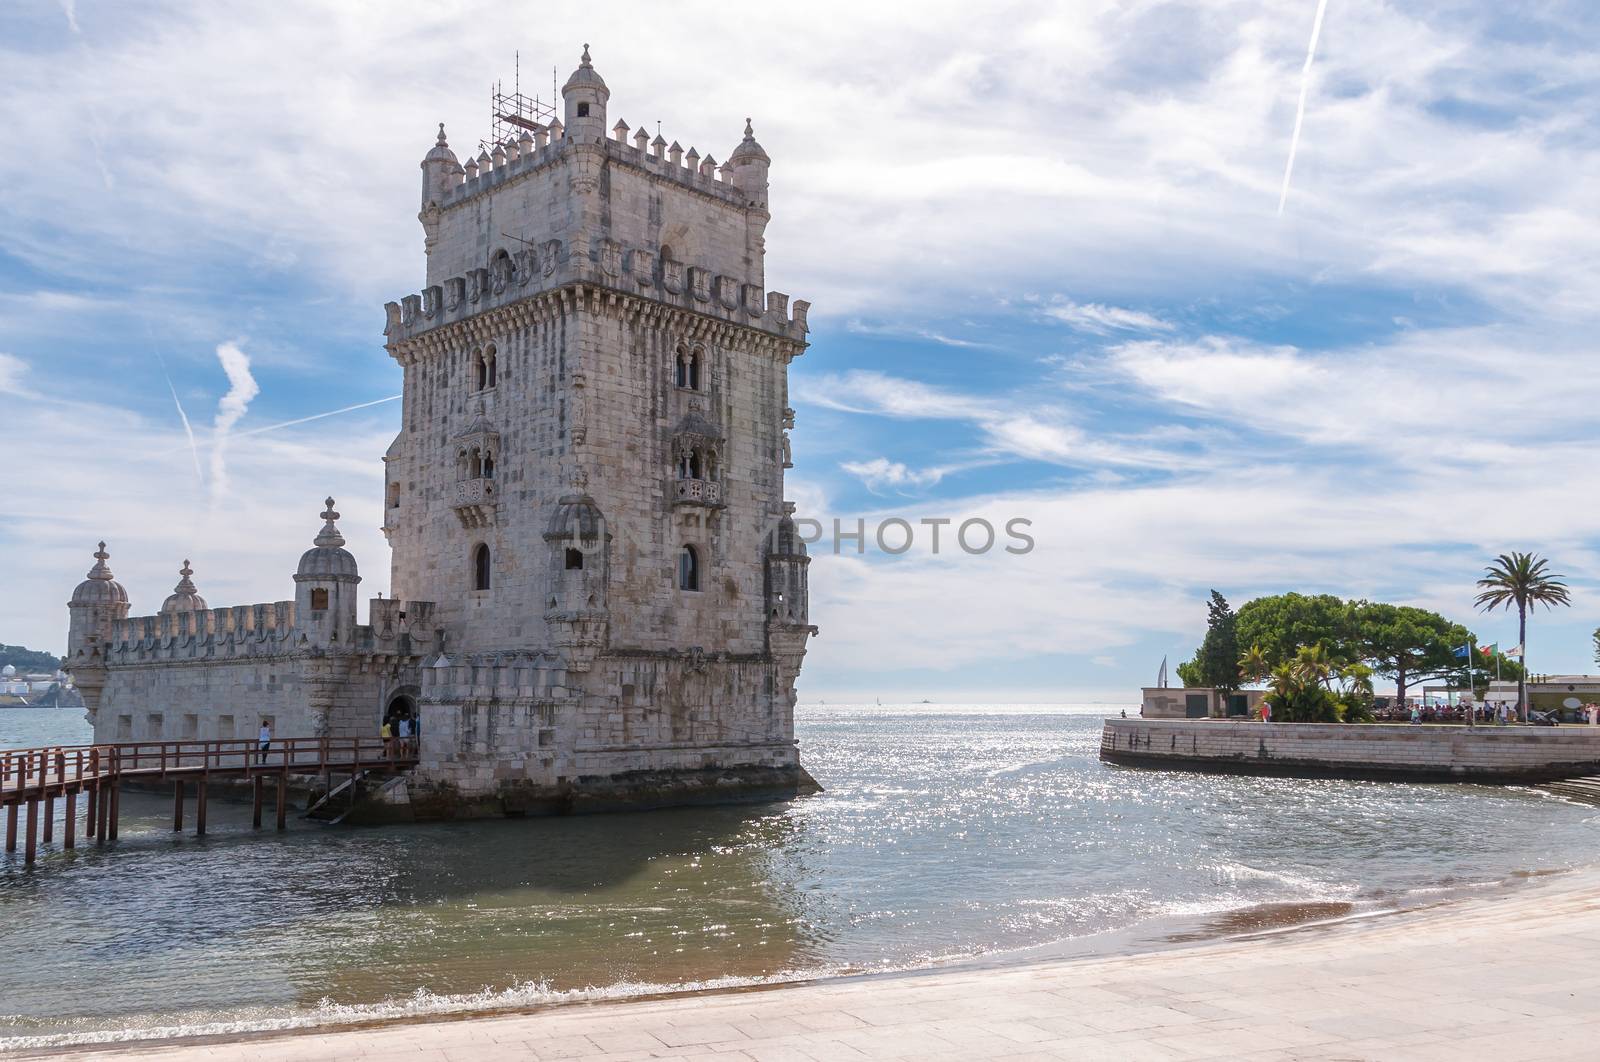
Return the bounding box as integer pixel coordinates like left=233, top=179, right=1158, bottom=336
left=452, top=477, right=496, bottom=529
left=672, top=477, right=723, bottom=508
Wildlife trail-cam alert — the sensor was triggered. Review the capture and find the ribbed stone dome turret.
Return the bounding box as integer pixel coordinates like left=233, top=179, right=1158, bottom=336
left=729, top=118, right=770, bottom=164
left=544, top=494, right=609, bottom=542
left=561, top=44, right=609, bottom=97
left=160, top=560, right=208, bottom=613
left=70, top=542, right=130, bottom=606
left=296, top=498, right=359, bottom=579
left=424, top=123, right=457, bottom=164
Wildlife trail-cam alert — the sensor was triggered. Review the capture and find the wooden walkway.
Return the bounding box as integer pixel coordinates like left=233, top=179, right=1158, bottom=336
left=1, top=737, right=416, bottom=866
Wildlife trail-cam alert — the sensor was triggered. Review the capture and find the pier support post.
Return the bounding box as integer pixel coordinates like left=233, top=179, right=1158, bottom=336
left=108, top=784, right=119, bottom=841
left=24, top=799, right=37, bottom=866
left=196, top=780, right=208, bottom=837
left=252, top=776, right=264, bottom=829
left=5, top=803, right=15, bottom=852
left=43, top=793, right=54, bottom=844
left=64, top=791, right=76, bottom=850
left=173, top=780, right=184, bottom=832
left=276, top=770, right=288, bottom=831
left=85, top=784, right=97, bottom=840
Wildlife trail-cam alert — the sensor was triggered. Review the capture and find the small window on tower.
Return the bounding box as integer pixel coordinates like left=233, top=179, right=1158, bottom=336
left=310, top=588, right=329, bottom=611
left=565, top=548, right=584, bottom=571
left=678, top=545, right=700, bottom=592
left=473, top=544, right=492, bottom=591
left=577, top=102, right=590, bottom=117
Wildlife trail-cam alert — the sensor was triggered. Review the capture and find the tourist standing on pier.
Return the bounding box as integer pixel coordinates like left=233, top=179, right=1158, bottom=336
left=257, top=720, right=272, bottom=764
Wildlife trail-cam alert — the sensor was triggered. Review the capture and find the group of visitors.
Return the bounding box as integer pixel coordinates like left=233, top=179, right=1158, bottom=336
left=382, top=715, right=417, bottom=757
left=1372, top=700, right=1600, bottom=726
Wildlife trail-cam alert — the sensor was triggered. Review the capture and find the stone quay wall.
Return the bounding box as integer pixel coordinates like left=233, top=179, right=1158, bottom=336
left=1101, top=718, right=1600, bottom=782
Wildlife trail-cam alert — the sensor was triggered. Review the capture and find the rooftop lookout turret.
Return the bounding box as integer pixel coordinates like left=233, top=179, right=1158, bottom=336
left=562, top=44, right=609, bottom=143
left=294, top=497, right=361, bottom=646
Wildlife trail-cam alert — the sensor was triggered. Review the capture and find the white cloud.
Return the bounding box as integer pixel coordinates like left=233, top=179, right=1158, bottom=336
left=1041, top=299, right=1173, bottom=335
left=840, top=458, right=948, bottom=493
left=0, top=353, right=30, bottom=395
left=798, top=370, right=1215, bottom=472
left=208, top=341, right=259, bottom=502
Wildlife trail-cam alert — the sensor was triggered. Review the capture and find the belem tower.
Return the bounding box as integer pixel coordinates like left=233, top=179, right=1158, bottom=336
left=64, top=47, right=820, bottom=816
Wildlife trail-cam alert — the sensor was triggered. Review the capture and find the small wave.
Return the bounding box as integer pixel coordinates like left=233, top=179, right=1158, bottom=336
left=0, top=970, right=855, bottom=1052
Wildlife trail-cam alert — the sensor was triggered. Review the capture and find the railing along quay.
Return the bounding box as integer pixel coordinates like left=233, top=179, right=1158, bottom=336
left=1, top=736, right=415, bottom=866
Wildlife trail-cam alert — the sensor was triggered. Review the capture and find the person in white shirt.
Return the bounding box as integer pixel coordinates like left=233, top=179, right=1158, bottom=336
left=257, top=721, right=272, bottom=764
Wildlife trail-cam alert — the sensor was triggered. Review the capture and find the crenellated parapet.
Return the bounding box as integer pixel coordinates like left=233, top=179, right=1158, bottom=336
left=384, top=238, right=809, bottom=346
left=98, top=596, right=439, bottom=666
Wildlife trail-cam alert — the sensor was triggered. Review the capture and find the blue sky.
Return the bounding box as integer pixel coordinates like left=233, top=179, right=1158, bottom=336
left=2, top=1, right=1598, bottom=701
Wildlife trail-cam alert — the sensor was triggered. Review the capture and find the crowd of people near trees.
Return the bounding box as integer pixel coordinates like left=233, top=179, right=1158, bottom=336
left=1175, top=551, right=1577, bottom=726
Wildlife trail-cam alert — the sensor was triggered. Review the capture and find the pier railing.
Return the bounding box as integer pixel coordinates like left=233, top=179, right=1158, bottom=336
left=2, top=736, right=415, bottom=865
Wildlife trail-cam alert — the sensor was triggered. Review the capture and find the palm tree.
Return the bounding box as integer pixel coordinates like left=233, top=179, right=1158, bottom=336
left=1292, top=643, right=1336, bottom=690
left=1474, top=552, right=1571, bottom=722
left=1237, top=644, right=1269, bottom=684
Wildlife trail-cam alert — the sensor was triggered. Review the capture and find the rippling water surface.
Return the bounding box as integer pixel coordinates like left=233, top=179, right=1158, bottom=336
left=3, top=704, right=1598, bottom=1046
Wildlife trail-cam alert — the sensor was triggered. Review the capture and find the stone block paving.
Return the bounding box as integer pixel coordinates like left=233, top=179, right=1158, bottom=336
left=39, top=871, right=1600, bottom=1062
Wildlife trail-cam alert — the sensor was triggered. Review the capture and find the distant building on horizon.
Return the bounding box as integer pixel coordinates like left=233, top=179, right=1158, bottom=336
left=65, top=48, right=818, bottom=815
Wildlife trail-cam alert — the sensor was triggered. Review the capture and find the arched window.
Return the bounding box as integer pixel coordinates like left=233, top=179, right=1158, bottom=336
left=565, top=547, right=584, bottom=571
left=310, top=588, right=329, bottom=611
left=577, top=102, right=590, bottom=118
left=675, top=346, right=690, bottom=389
left=467, top=447, right=483, bottom=478
left=475, top=349, right=488, bottom=390
left=484, top=344, right=497, bottom=388
left=678, top=545, right=700, bottom=591
left=688, top=348, right=701, bottom=390
left=473, top=544, right=492, bottom=590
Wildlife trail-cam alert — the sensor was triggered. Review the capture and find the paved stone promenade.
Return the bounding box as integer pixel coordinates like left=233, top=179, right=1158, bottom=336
left=43, top=870, right=1600, bottom=1062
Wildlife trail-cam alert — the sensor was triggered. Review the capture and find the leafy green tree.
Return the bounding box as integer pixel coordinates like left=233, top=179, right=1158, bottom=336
left=1192, top=590, right=1241, bottom=711
left=1474, top=552, right=1571, bottom=722
left=1349, top=601, right=1472, bottom=708
left=1235, top=594, right=1352, bottom=671
left=0, top=644, right=63, bottom=673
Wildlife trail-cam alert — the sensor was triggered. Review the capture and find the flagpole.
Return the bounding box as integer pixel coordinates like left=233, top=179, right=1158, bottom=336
left=1467, top=636, right=1475, bottom=727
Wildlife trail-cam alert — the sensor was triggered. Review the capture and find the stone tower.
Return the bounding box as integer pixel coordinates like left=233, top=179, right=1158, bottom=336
left=383, top=47, right=818, bottom=811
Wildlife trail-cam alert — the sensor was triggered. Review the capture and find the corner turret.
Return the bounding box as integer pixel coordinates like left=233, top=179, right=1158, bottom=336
left=66, top=541, right=130, bottom=718
left=294, top=497, right=361, bottom=646
left=728, top=118, right=770, bottom=203
left=160, top=560, right=208, bottom=614
left=421, top=123, right=462, bottom=208
left=561, top=44, right=609, bottom=143
left=67, top=540, right=130, bottom=659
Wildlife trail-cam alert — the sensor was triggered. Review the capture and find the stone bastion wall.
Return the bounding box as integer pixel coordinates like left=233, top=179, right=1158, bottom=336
left=1100, top=718, right=1600, bottom=783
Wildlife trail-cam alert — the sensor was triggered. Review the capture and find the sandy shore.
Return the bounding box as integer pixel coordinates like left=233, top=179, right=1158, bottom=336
left=34, top=869, right=1600, bottom=1061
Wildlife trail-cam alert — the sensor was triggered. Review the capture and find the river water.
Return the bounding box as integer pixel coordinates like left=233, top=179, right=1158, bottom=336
left=3, top=703, right=1598, bottom=1048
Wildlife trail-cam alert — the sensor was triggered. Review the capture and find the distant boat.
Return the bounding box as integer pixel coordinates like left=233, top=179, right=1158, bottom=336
left=920, top=699, right=931, bottom=704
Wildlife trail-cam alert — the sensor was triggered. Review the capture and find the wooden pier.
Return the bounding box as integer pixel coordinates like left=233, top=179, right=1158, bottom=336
left=1, top=737, right=415, bottom=866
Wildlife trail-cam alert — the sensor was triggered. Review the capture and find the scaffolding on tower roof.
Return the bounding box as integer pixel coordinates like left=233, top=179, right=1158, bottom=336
left=481, top=51, right=557, bottom=153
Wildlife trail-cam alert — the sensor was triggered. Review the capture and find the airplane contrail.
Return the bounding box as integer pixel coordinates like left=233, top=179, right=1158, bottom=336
left=1278, top=0, right=1331, bottom=216
left=153, top=347, right=203, bottom=484
left=233, top=394, right=402, bottom=438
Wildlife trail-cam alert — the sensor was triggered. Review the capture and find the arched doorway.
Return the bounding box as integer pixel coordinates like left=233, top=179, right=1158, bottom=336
left=383, top=688, right=420, bottom=748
